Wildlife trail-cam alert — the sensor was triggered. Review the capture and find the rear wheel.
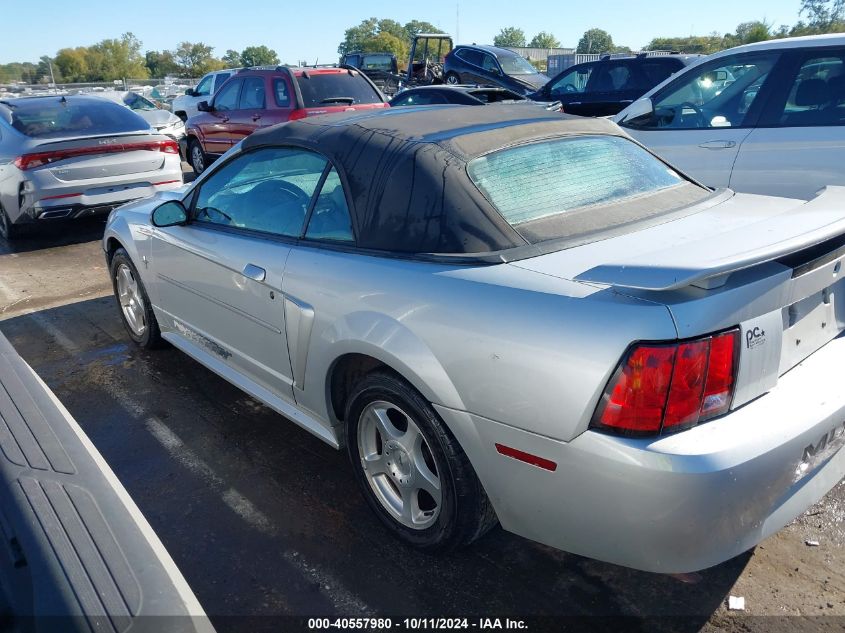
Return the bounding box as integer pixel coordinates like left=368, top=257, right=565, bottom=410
left=445, top=72, right=461, bottom=85
left=0, top=205, right=22, bottom=240
left=188, top=137, right=207, bottom=175
left=346, top=371, right=497, bottom=551
left=110, top=248, right=163, bottom=349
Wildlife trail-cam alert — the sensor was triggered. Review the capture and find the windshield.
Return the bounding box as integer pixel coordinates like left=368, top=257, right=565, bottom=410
left=297, top=73, right=383, bottom=107
left=123, top=93, right=157, bottom=111
left=468, top=135, right=707, bottom=243
left=10, top=99, right=148, bottom=138
left=498, top=54, right=538, bottom=76
left=362, top=54, right=394, bottom=72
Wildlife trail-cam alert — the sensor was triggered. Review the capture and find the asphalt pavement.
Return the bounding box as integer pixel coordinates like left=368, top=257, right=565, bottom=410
left=0, top=175, right=843, bottom=633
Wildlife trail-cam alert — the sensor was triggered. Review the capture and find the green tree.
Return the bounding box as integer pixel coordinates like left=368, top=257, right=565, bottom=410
left=576, top=28, right=613, bottom=54
left=174, top=41, right=223, bottom=77
left=493, top=27, right=526, bottom=47
left=145, top=50, right=179, bottom=77
left=55, top=48, right=90, bottom=82
left=644, top=34, right=724, bottom=54
left=528, top=32, right=560, bottom=48
left=403, top=20, right=443, bottom=39
left=88, top=32, right=148, bottom=80
left=240, top=45, right=279, bottom=67
left=360, top=32, right=408, bottom=62
left=800, top=0, right=845, bottom=30
left=338, top=17, right=379, bottom=54
left=221, top=49, right=242, bottom=67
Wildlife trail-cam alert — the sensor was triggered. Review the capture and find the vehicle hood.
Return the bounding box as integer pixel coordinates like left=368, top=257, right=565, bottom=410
left=137, top=109, right=179, bottom=128
left=511, top=187, right=845, bottom=291
left=512, top=73, right=550, bottom=91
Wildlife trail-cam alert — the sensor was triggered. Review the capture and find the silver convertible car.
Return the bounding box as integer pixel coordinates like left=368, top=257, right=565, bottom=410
left=103, top=105, right=845, bottom=573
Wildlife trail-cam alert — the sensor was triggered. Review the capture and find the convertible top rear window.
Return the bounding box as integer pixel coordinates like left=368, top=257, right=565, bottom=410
left=468, top=135, right=708, bottom=244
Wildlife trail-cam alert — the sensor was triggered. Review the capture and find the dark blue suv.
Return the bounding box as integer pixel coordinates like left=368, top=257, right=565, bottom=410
left=442, top=45, right=550, bottom=96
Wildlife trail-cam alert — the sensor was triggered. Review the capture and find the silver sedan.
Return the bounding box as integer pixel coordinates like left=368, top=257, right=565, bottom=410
left=0, top=95, right=183, bottom=239
left=102, top=105, right=845, bottom=573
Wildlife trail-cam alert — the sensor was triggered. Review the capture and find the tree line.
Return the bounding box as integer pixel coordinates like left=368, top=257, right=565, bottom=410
left=0, top=33, right=282, bottom=84
left=2, top=1, right=843, bottom=84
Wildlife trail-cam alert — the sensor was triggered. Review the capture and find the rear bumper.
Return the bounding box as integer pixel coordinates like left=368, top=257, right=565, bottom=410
left=19, top=180, right=183, bottom=224
left=436, top=333, right=845, bottom=573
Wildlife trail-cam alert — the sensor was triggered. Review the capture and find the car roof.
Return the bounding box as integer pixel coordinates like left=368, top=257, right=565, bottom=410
left=241, top=105, right=624, bottom=256
left=233, top=66, right=359, bottom=77
left=460, top=44, right=521, bottom=58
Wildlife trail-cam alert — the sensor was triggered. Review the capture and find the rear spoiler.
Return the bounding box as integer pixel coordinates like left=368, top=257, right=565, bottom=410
left=574, top=186, right=845, bottom=291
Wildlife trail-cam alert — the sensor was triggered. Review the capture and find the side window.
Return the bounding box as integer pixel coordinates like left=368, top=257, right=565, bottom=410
left=394, top=91, right=447, bottom=105
left=589, top=62, right=635, bottom=92
left=194, top=75, right=213, bottom=97
left=305, top=167, right=354, bottom=242
left=193, top=147, right=328, bottom=237
left=239, top=77, right=266, bottom=110
left=626, top=53, right=780, bottom=130
left=345, top=55, right=361, bottom=68
left=481, top=54, right=499, bottom=73
left=548, top=64, right=593, bottom=97
left=213, top=79, right=242, bottom=111
left=273, top=79, right=291, bottom=107
left=774, top=53, right=845, bottom=127
left=457, top=49, right=483, bottom=67
left=213, top=72, right=232, bottom=93
left=639, top=60, right=681, bottom=88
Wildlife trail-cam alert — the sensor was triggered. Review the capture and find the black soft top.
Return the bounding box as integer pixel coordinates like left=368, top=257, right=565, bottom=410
left=241, top=105, right=630, bottom=256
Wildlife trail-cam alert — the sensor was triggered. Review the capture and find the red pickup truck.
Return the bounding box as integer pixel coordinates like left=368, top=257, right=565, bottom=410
left=185, top=66, right=389, bottom=173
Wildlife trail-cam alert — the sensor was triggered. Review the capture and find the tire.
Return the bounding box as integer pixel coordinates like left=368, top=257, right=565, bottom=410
left=0, top=204, right=22, bottom=240
left=444, top=72, right=461, bottom=85
left=346, top=371, right=497, bottom=551
left=109, top=248, right=164, bottom=349
left=188, top=137, right=207, bottom=175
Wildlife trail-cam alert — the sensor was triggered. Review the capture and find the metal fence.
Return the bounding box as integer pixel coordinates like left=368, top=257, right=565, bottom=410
left=0, top=77, right=200, bottom=101
left=546, top=50, right=676, bottom=76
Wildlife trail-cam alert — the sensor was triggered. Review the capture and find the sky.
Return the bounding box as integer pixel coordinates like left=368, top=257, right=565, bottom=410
left=0, top=0, right=806, bottom=65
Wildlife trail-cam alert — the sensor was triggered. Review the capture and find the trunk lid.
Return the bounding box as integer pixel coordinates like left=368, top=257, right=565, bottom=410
left=26, top=133, right=174, bottom=180
left=512, top=187, right=845, bottom=409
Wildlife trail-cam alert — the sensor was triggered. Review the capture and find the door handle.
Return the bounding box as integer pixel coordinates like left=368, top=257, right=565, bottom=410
left=252, top=113, right=262, bottom=121
left=569, top=101, right=582, bottom=106
left=698, top=140, right=736, bottom=150
left=619, top=99, right=633, bottom=104
left=242, top=263, right=266, bottom=281
left=221, top=115, right=230, bottom=123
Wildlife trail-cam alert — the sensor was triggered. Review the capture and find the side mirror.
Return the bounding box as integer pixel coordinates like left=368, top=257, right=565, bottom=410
left=615, top=97, right=654, bottom=125
left=152, top=200, right=188, bottom=227
left=185, top=88, right=195, bottom=96
left=197, top=100, right=211, bottom=112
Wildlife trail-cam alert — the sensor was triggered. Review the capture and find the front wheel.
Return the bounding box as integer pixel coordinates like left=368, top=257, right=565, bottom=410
left=188, top=137, right=207, bottom=175
left=444, top=72, right=461, bottom=85
left=110, top=248, right=163, bottom=349
left=346, top=371, right=497, bottom=551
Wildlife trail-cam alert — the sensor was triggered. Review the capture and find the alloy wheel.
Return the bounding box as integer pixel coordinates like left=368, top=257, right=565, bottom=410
left=357, top=400, right=442, bottom=530
left=115, top=263, right=147, bottom=336
left=191, top=144, right=205, bottom=173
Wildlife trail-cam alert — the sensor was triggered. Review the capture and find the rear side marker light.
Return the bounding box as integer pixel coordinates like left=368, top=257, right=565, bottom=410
left=591, top=329, right=739, bottom=437
left=495, top=443, right=557, bottom=471
left=14, top=139, right=179, bottom=171
left=152, top=180, right=182, bottom=186
left=40, top=192, right=82, bottom=201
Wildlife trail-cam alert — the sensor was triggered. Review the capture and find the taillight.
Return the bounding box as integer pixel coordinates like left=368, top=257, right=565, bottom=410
left=591, top=329, right=739, bottom=436
left=13, top=139, right=179, bottom=171
left=289, top=109, right=308, bottom=121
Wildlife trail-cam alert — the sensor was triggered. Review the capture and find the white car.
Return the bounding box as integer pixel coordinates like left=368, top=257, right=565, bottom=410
left=170, top=68, right=238, bottom=122
left=614, top=34, right=845, bottom=199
